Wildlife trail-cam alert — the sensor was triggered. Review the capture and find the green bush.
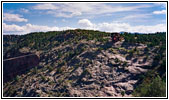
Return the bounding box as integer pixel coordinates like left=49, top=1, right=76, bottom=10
left=147, top=76, right=166, bottom=97
left=133, top=76, right=166, bottom=97
left=121, top=91, right=125, bottom=97
left=47, top=66, right=53, bottom=72
left=56, top=67, right=63, bottom=74
left=98, top=47, right=104, bottom=51
left=15, top=75, right=20, bottom=82
left=34, top=67, right=38, bottom=74
left=41, top=75, right=46, bottom=81
left=58, top=52, right=62, bottom=59
left=122, top=61, right=128, bottom=67
left=114, top=58, right=119, bottom=63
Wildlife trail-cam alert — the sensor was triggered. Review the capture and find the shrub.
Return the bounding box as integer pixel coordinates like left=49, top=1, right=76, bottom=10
left=133, top=75, right=166, bottom=97
left=58, top=52, right=62, bottom=59
left=58, top=79, right=62, bottom=84
left=34, top=67, right=38, bottom=74
left=114, top=58, right=119, bottom=63
left=84, top=69, right=90, bottom=75
left=58, top=61, right=66, bottom=67
left=15, top=75, right=20, bottom=82
left=86, top=59, right=92, bottom=64
left=98, top=47, right=104, bottom=51
left=48, top=81, right=55, bottom=85
left=146, top=76, right=166, bottom=97
left=47, top=66, right=53, bottom=72
left=121, top=91, right=125, bottom=97
left=122, top=61, right=128, bottom=67
left=41, top=75, right=46, bottom=81
left=56, top=67, right=63, bottom=74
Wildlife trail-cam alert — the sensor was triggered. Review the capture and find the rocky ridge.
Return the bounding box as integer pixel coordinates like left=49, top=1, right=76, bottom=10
left=3, top=30, right=165, bottom=97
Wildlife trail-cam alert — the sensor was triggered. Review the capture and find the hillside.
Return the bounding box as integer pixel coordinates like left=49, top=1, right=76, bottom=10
left=3, top=29, right=166, bottom=97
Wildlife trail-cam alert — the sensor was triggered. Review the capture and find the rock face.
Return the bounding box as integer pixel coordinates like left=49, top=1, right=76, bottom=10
left=3, top=53, right=39, bottom=82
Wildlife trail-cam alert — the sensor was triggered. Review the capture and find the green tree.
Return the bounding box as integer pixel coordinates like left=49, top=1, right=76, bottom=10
left=133, top=76, right=166, bottom=97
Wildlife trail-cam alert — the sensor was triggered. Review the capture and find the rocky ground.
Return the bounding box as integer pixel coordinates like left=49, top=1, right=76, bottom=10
left=3, top=36, right=157, bottom=97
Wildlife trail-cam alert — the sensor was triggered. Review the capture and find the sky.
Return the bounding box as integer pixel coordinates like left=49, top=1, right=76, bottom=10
left=3, top=2, right=167, bottom=35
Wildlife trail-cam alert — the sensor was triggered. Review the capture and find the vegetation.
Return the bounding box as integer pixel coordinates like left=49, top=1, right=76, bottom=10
left=15, top=75, right=20, bottom=82
left=40, top=75, right=46, bottom=82
left=47, top=66, right=53, bottom=72
left=133, top=75, right=166, bottom=97
left=34, top=67, right=38, bottom=74
left=122, top=32, right=166, bottom=47
left=121, top=91, right=125, bottom=97
left=3, top=30, right=166, bottom=97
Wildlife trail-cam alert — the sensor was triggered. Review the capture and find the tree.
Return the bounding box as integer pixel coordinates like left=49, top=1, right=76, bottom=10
left=146, top=76, right=166, bottom=97
left=133, top=76, right=166, bottom=97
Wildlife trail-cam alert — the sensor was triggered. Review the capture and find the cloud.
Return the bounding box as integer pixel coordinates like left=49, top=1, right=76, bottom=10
left=62, top=19, right=66, bottom=22
left=33, top=3, right=152, bottom=18
left=3, top=23, right=24, bottom=32
left=20, top=8, right=29, bottom=13
left=3, top=23, right=75, bottom=35
left=153, top=10, right=166, bottom=14
left=154, top=3, right=166, bottom=8
left=77, top=19, right=166, bottom=33
left=122, top=14, right=152, bottom=20
left=47, top=11, right=82, bottom=18
left=96, top=22, right=130, bottom=32
left=131, top=24, right=166, bottom=33
left=78, top=19, right=93, bottom=28
left=33, top=3, right=58, bottom=10
left=3, top=13, right=28, bottom=22
left=3, top=18, right=166, bottom=35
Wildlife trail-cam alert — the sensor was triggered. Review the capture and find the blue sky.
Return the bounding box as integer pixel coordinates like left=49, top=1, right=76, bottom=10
left=3, top=2, right=167, bottom=34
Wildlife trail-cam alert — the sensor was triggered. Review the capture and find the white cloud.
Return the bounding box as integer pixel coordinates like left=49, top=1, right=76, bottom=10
left=154, top=3, right=166, bottom=8
left=131, top=24, right=166, bottom=33
left=3, top=23, right=24, bottom=32
left=122, top=14, right=151, bottom=20
left=62, top=19, right=66, bottom=22
left=101, top=23, right=166, bottom=33
left=20, top=8, right=29, bottom=13
left=50, top=11, right=82, bottom=18
left=33, top=3, right=152, bottom=18
left=78, top=19, right=93, bottom=28
left=97, top=22, right=130, bottom=32
left=153, top=10, right=166, bottom=14
left=3, top=13, right=28, bottom=22
left=33, top=3, right=58, bottom=10
left=3, top=23, right=75, bottom=35
left=77, top=19, right=166, bottom=33
left=23, top=24, right=59, bottom=32
left=3, top=18, right=166, bottom=35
